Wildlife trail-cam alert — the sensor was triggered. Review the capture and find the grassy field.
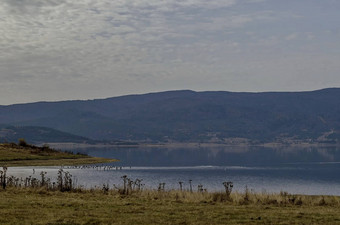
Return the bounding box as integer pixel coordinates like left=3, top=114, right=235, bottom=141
left=0, top=188, right=340, bottom=225
left=1, top=142, right=340, bottom=224
left=0, top=143, right=117, bottom=166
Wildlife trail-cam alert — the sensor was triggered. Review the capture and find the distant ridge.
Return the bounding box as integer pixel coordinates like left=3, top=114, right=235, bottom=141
left=0, top=125, right=91, bottom=144
left=0, top=88, right=339, bottom=144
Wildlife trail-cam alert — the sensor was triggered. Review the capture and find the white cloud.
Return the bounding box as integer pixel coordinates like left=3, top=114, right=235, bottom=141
left=285, top=33, right=298, bottom=41
left=1, top=0, right=66, bottom=14
left=0, top=0, right=340, bottom=104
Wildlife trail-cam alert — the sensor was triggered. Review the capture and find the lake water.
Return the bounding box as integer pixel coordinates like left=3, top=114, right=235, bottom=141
left=7, top=146, right=340, bottom=195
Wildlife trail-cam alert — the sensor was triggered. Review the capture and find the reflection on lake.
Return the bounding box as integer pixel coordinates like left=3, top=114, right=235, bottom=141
left=7, top=146, right=340, bottom=195
left=70, top=146, right=340, bottom=167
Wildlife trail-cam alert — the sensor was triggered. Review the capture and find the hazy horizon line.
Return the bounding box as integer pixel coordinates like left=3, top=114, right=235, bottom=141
left=1, top=87, right=339, bottom=106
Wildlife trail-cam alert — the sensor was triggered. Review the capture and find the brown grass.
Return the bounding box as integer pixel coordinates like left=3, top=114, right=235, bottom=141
left=0, top=143, right=117, bottom=166
left=0, top=188, right=340, bottom=225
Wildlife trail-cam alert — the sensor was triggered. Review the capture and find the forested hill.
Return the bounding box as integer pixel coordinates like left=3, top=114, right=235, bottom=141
left=0, top=88, right=339, bottom=144
left=0, top=125, right=91, bottom=144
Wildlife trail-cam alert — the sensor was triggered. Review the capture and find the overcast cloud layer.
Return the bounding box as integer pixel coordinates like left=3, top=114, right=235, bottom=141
left=1, top=0, right=340, bottom=104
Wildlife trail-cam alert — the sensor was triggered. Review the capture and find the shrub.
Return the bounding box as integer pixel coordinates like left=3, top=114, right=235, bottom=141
left=18, top=138, right=28, bottom=147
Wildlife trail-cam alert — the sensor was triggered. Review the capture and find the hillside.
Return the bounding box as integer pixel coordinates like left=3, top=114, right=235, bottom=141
left=0, top=88, right=339, bottom=144
left=0, top=125, right=92, bottom=144
left=0, top=143, right=116, bottom=166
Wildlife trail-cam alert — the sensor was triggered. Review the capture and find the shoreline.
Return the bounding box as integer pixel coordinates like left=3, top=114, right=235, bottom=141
left=46, top=141, right=340, bottom=149
left=0, top=157, right=118, bottom=167
left=0, top=143, right=118, bottom=167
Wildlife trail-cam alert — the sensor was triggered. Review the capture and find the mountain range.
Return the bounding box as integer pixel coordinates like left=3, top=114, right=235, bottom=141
left=0, top=88, right=339, bottom=144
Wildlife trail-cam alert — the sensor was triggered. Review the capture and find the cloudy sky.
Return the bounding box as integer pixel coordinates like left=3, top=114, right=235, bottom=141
left=1, top=0, right=340, bottom=105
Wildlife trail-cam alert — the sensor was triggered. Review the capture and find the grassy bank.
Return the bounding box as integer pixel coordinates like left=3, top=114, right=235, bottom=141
left=1, top=165, right=340, bottom=224
left=0, top=143, right=117, bottom=166
left=0, top=188, right=340, bottom=225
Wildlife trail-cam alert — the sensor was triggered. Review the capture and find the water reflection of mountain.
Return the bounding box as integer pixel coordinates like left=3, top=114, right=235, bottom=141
left=69, top=146, right=340, bottom=167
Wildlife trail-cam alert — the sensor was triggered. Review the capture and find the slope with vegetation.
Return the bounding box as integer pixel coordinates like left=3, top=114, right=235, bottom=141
left=0, top=125, right=92, bottom=144
left=0, top=140, right=116, bottom=166
left=0, top=88, right=339, bottom=144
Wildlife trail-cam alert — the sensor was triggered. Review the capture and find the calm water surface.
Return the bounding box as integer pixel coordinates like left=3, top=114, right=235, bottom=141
left=7, top=146, right=340, bottom=195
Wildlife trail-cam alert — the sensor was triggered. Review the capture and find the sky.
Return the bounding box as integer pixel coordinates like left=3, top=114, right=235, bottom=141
left=1, top=0, right=340, bottom=105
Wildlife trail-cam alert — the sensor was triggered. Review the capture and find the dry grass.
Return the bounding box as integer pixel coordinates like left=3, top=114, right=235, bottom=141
left=0, top=143, right=117, bottom=166
left=1, top=187, right=340, bottom=225
left=1, top=143, right=340, bottom=224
